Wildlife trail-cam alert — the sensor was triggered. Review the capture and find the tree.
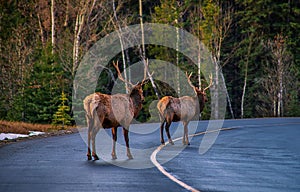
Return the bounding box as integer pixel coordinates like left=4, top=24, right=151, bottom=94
left=260, top=34, right=293, bottom=117
left=235, top=0, right=300, bottom=117
left=197, top=0, right=234, bottom=119
left=51, top=0, right=56, bottom=54
left=52, top=91, right=73, bottom=128
left=152, top=0, right=186, bottom=96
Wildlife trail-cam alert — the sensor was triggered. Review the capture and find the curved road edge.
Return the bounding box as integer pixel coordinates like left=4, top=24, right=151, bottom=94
left=150, top=118, right=300, bottom=192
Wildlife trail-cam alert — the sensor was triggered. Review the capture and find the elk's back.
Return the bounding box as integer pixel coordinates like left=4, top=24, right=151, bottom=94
left=84, top=92, right=134, bottom=129
left=157, top=95, right=198, bottom=122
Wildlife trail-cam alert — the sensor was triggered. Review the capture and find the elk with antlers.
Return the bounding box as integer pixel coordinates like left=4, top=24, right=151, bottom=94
left=83, top=61, right=147, bottom=160
left=157, top=73, right=213, bottom=145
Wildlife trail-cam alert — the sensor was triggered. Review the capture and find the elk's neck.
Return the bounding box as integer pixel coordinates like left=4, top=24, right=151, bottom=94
left=129, top=93, right=143, bottom=117
left=194, top=95, right=205, bottom=113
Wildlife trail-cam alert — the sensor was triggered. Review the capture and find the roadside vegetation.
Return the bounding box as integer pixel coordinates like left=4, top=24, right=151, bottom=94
left=0, top=120, right=74, bottom=135
left=0, top=0, right=299, bottom=131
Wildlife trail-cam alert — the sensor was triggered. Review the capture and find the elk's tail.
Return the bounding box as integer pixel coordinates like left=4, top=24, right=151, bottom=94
left=157, top=98, right=170, bottom=124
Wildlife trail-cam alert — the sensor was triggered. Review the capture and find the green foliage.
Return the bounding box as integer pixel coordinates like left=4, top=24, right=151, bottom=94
left=52, top=91, right=73, bottom=128
left=22, top=44, right=64, bottom=123
left=1, top=0, right=300, bottom=124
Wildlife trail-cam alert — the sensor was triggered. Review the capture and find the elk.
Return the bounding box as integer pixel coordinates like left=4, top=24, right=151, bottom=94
left=83, top=61, right=147, bottom=161
left=157, top=73, right=212, bottom=145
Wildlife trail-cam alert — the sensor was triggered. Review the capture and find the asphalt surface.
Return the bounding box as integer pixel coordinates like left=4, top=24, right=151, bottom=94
left=158, top=118, right=300, bottom=192
left=0, top=118, right=299, bottom=192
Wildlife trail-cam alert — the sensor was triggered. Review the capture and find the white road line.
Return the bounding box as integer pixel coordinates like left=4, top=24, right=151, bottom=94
left=150, top=121, right=300, bottom=192
left=150, top=143, right=200, bottom=192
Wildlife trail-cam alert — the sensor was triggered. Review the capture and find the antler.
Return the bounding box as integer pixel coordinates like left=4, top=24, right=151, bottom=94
left=185, top=72, right=195, bottom=88
left=203, top=74, right=213, bottom=92
left=185, top=72, right=198, bottom=95
left=113, top=60, right=133, bottom=87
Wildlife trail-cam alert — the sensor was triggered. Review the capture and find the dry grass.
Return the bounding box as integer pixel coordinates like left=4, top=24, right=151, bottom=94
left=0, top=120, right=73, bottom=134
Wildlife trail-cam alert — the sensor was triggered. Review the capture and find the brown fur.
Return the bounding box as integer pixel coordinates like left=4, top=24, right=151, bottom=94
left=157, top=74, right=212, bottom=145
left=83, top=83, right=144, bottom=160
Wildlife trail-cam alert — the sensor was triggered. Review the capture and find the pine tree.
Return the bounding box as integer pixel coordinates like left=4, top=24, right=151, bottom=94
left=52, top=91, right=73, bottom=128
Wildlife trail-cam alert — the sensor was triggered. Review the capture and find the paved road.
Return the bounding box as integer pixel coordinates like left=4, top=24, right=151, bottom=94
left=0, top=132, right=181, bottom=192
left=0, top=118, right=299, bottom=192
left=157, top=118, right=300, bottom=192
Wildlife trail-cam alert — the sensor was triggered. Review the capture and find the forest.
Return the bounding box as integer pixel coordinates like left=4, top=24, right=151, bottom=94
left=0, top=0, right=299, bottom=126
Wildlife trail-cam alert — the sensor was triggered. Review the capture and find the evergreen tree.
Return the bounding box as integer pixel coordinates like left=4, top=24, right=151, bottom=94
left=52, top=91, right=73, bottom=128
left=23, top=44, right=63, bottom=123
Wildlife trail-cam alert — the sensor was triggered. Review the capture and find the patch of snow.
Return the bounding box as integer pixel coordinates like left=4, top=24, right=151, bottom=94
left=0, top=131, right=45, bottom=141
left=28, top=131, right=45, bottom=136
left=0, top=133, right=29, bottom=141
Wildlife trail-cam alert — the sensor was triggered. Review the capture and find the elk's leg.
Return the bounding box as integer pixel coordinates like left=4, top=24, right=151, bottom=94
left=165, top=121, right=174, bottom=145
left=123, top=127, right=133, bottom=159
left=86, top=117, right=92, bottom=160
left=160, top=121, right=165, bottom=145
left=111, top=127, right=118, bottom=160
left=182, top=121, right=190, bottom=145
left=91, top=127, right=100, bottom=160
left=87, top=126, right=92, bottom=160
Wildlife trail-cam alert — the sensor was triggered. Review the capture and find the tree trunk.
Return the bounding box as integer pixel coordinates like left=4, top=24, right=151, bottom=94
left=139, top=0, right=160, bottom=99
left=277, top=59, right=283, bottom=117
left=37, top=13, right=45, bottom=46
left=241, top=33, right=253, bottom=118
left=176, top=22, right=180, bottom=95
left=113, top=0, right=128, bottom=93
left=213, top=57, right=219, bottom=119
left=64, top=0, right=69, bottom=27
left=51, top=0, right=56, bottom=54
left=198, top=41, right=201, bottom=88
left=139, top=0, right=146, bottom=58
left=73, top=13, right=84, bottom=77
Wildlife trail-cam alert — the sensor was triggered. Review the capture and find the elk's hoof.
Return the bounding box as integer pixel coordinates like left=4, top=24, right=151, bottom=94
left=87, top=154, right=92, bottom=161
left=92, top=153, right=99, bottom=161
left=111, top=154, right=117, bottom=160
left=127, top=154, right=133, bottom=160
left=183, top=142, right=190, bottom=146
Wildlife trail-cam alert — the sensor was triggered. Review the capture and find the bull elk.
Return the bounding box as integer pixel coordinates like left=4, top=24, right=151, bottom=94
left=83, top=61, right=147, bottom=160
left=157, top=73, right=212, bottom=145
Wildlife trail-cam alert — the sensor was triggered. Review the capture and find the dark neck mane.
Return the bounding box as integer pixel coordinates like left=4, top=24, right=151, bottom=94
left=129, top=88, right=143, bottom=117
left=195, top=94, right=205, bottom=113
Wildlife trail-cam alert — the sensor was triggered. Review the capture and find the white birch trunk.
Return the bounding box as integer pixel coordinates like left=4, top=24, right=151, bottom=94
left=73, top=13, right=85, bottom=77
left=139, top=0, right=145, bottom=58
left=241, top=34, right=253, bottom=118
left=51, top=0, right=55, bottom=54
left=113, top=0, right=128, bottom=93
left=139, top=0, right=160, bottom=99
left=241, top=68, right=247, bottom=118
left=277, top=59, right=283, bottom=117
left=198, top=41, right=201, bottom=88
left=176, top=24, right=180, bottom=95
left=213, top=56, right=219, bottom=119
left=64, top=0, right=69, bottom=27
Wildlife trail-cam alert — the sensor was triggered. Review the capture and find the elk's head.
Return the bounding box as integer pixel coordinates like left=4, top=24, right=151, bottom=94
left=129, top=82, right=145, bottom=103
left=113, top=60, right=148, bottom=109
left=186, top=72, right=213, bottom=110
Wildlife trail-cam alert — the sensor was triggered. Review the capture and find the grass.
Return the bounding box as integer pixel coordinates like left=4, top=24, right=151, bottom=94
left=0, top=120, right=74, bottom=135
